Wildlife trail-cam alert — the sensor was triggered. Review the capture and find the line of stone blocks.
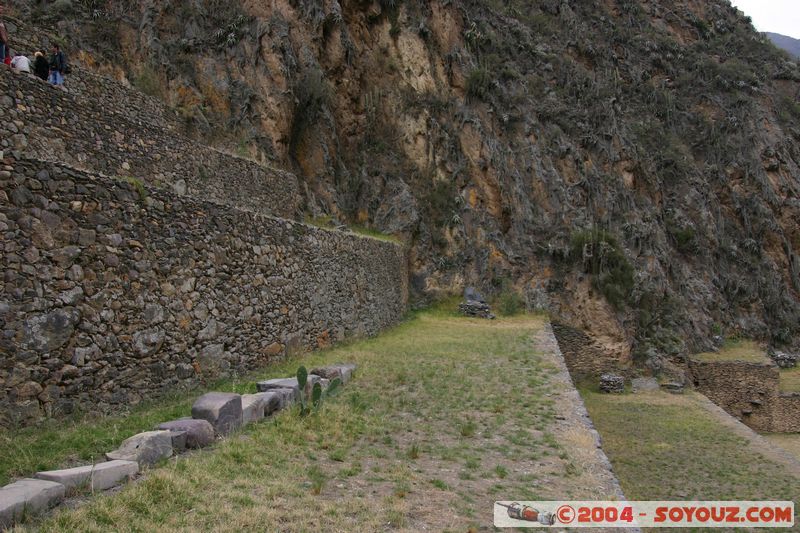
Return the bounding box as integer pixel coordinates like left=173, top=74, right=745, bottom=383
left=0, top=479, right=65, bottom=529
left=0, top=363, right=357, bottom=528
left=35, top=460, right=139, bottom=491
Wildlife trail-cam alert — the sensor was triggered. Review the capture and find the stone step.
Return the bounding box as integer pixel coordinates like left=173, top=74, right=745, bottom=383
left=34, top=460, right=138, bottom=491
left=242, top=393, right=268, bottom=424
left=0, top=478, right=65, bottom=529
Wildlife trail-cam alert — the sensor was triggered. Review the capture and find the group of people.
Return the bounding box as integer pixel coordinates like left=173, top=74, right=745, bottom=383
left=1, top=8, right=68, bottom=85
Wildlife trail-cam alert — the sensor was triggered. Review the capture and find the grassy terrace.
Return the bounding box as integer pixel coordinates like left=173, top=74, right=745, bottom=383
left=692, top=339, right=770, bottom=363
left=8, top=306, right=581, bottom=531
left=583, top=391, right=800, bottom=506
left=780, top=367, right=800, bottom=393
left=765, top=434, right=800, bottom=463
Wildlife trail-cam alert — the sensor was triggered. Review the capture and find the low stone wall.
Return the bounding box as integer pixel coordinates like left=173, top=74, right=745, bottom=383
left=0, top=68, right=299, bottom=219
left=0, top=157, right=408, bottom=427
left=552, top=322, right=623, bottom=381
left=689, top=359, right=779, bottom=432
left=689, top=358, right=800, bottom=433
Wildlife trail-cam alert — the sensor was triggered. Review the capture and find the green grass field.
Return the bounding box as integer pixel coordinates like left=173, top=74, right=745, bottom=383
left=583, top=390, right=800, bottom=505
left=780, top=367, right=800, bottom=393
left=11, top=306, right=588, bottom=532
left=692, top=339, right=769, bottom=364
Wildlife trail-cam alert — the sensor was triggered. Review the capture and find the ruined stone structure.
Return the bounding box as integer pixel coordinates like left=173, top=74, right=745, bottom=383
left=689, top=358, right=800, bottom=433
left=0, top=69, right=299, bottom=219
left=0, top=65, right=408, bottom=427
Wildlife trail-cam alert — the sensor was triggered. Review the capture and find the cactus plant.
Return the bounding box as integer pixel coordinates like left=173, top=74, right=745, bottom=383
left=296, top=366, right=342, bottom=416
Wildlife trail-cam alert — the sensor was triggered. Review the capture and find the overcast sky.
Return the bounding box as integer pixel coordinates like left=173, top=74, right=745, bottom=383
left=730, top=0, right=800, bottom=39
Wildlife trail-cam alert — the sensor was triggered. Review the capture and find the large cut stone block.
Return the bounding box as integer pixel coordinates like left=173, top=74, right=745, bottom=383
left=270, top=388, right=296, bottom=410
left=256, top=377, right=300, bottom=400
left=156, top=419, right=215, bottom=449
left=191, top=392, right=242, bottom=435
left=258, top=391, right=283, bottom=415
left=256, top=375, right=321, bottom=400
left=241, top=394, right=267, bottom=424
left=35, top=460, right=138, bottom=491
left=106, top=431, right=174, bottom=466
left=0, top=478, right=65, bottom=529
left=310, top=364, right=357, bottom=384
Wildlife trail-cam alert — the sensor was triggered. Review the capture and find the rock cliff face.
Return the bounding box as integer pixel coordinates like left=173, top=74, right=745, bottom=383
left=7, top=0, right=800, bottom=373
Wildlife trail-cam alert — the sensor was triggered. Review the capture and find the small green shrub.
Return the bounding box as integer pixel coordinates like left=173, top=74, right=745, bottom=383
left=296, top=366, right=341, bottom=416
left=133, top=66, right=163, bottom=99
left=466, top=67, right=492, bottom=101
left=407, top=443, right=420, bottom=460
left=496, top=285, right=525, bottom=316
left=459, top=419, right=477, bottom=437
left=669, top=225, right=698, bottom=255
left=571, top=229, right=635, bottom=310
left=120, top=176, right=147, bottom=202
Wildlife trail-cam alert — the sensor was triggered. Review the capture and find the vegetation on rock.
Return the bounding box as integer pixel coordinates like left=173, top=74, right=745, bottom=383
left=8, top=0, right=800, bottom=368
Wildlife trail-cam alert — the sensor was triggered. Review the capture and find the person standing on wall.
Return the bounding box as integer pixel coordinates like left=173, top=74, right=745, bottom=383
left=33, top=50, right=48, bottom=80
left=48, top=43, right=66, bottom=85
left=0, top=7, right=10, bottom=65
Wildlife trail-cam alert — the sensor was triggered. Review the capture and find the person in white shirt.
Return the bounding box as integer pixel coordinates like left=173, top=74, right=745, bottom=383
left=10, top=51, right=30, bottom=73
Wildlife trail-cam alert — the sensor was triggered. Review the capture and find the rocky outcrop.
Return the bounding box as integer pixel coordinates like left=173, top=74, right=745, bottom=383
left=5, top=0, right=800, bottom=381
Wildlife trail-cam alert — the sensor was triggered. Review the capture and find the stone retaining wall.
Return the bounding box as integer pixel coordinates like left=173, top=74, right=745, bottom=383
left=689, top=358, right=800, bottom=433
left=3, top=15, right=179, bottom=133
left=551, top=322, right=623, bottom=380
left=65, top=67, right=180, bottom=133
left=772, top=393, right=800, bottom=433
left=0, top=157, right=408, bottom=427
left=0, top=68, right=299, bottom=219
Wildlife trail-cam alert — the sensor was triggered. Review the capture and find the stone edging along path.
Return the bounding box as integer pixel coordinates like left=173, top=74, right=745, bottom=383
left=0, top=364, right=356, bottom=529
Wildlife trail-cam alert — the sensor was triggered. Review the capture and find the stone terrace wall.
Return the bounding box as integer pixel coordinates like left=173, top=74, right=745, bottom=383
left=66, top=68, right=181, bottom=133
left=5, top=16, right=180, bottom=133
left=552, top=322, right=623, bottom=380
left=772, top=393, right=800, bottom=433
left=689, top=358, right=800, bottom=432
left=0, top=68, right=299, bottom=219
left=689, top=359, right=779, bottom=432
left=0, top=157, right=408, bottom=427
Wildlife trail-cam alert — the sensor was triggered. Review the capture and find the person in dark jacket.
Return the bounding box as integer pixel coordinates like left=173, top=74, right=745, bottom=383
left=33, top=50, right=48, bottom=80
left=48, top=44, right=66, bottom=85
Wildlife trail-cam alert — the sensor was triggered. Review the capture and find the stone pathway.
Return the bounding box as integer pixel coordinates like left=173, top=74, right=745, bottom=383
left=534, top=324, right=641, bottom=533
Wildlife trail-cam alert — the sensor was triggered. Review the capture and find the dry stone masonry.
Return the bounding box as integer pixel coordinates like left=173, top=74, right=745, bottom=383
left=689, top=358, right=800, bottom=433
left=0, top=68, right=299, bottom=219
left=0, top=157, right=406, bottom=426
